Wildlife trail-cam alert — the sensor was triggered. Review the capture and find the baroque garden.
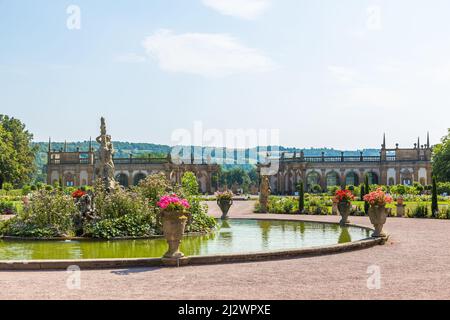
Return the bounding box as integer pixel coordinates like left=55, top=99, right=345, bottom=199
left=2, top=115, right=450, bottom=299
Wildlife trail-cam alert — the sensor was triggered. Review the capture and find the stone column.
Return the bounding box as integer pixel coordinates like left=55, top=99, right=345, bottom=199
left=320, top=169, right=326, bottom=191
left=128, top=172, right=133, bottom=187
left=396, top=165, right=401, bottom=185
left=340, top=169, right=346, bottom=188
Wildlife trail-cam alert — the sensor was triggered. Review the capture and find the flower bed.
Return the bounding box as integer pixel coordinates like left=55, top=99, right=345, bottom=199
left=0, top=172, right=216, bottom=239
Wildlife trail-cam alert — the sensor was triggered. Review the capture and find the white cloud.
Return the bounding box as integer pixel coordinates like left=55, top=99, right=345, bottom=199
left=340, top=87, right=406, bottom=110
left=142, top=29, right=275, bottom=78
left=202, top=0, right=270, bottom=20
left=328, top=66, right=358, bottom=83
left=114, top=53, right=146, bottom=63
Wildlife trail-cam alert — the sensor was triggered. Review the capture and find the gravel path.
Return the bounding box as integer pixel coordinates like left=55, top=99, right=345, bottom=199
left=1, top=201, right=450, bottom=300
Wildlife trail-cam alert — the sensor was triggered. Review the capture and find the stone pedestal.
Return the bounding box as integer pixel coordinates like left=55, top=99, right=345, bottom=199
left=332, top=203, right=339, bottom=215
left=338, top=202, right=351, bottom=226
left=368, top=206, right=387, bottom=238
left=161, top=212, right=188, bottom=259
left=396, top=204, right=406, bottom=217
left=217, top=199, right=233, bottom=220
left=259, top=175, right=270, bottom=213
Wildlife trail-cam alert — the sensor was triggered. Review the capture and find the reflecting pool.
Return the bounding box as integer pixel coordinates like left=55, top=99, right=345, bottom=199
left=0, top=219, right=371, bottom=260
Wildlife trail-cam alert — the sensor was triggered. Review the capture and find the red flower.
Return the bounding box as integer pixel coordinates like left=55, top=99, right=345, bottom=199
left=72, top=189, right=86, bottom=199
left=334, top=189, right=355, bottom=203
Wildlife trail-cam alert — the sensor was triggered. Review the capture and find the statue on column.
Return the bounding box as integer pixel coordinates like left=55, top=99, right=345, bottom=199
left=96, top=117, right=116, bottom=191
left=259, top=175, right=271, bottom=213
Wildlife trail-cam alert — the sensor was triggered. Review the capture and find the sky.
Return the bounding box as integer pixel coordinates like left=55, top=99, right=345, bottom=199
left=0, top=0, right=449, bottom=150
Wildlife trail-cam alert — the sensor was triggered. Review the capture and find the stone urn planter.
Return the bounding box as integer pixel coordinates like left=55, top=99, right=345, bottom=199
left=217, top=199, right=233, bottom=220
left=338, top=202, right=351, bottom=226
left=368, top=205, right=387, bottom=237
left=161, top=211, right=189, bottom=259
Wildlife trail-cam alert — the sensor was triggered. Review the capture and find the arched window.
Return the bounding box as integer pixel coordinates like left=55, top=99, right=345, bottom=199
left=367, top=172, right=379, bottom=185
left=64, top=172, right=75, bottom=187
left=326, top=171, right=340, bottom=187
left=345, top=172, right=359, bottom=186
left=388, top=177, right=395, bottom=186
left=133, top=173, right=147, bottom=186
left=116, top=173, right=129, bottom=187
left=306, top=171, right=320, bottom=191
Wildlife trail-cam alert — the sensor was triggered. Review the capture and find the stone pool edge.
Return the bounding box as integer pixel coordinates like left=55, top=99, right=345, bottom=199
left=0, top=219, right=386, bottom=270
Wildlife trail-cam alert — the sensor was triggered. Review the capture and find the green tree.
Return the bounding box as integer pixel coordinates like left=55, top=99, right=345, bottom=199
left=432, top=129, right=450, bottom=182
left=297, top=182, right=305, bottom=214
left=432, top=177, right=438, bottom=217
left=364, top=175, right=370, bottom=214
left=219, top=167, right=252, bottom=192
left=182, top=171, right=200, bottom=196
left=0, top=115, right=37, bottom=188
left=360, top=184, right=365, bottom=201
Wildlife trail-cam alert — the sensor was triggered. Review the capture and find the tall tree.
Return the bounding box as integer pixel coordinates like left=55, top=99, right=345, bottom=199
left=432, top=129, right=450, bottom=182
left=431, top=177, right=439, bottom=217
left=297, top=181, right=305, bottom=214
left=364, top=174, right=370, bottom=215
left=0, top=115, right=37, bottom=188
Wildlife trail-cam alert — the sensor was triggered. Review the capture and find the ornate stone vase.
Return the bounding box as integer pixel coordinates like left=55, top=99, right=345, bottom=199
left=161, top=211, right=188, bottom=259
left=368, top=205, right=387, bottom=237
left=217, top=199, right=233, bottom=220
left=338, top=201, right=351, bottom=226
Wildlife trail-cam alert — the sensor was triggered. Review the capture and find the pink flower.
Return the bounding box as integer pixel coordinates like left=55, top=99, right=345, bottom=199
left=157, top=195, right=190, bottom=211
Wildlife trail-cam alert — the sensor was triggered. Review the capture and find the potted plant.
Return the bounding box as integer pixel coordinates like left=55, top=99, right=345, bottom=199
left=216, top=190, right=234, bottom=220
left=363, top=188, right=393, bottom=237
left=157, top=194, right=191, bottom=259
left=396, top=196, right=406, bottom=217
left=334, top=189, right=355, bottom=226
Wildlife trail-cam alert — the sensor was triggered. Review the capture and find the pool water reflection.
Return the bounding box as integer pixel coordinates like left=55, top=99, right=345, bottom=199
left=0, top=219, right=371, bottom=260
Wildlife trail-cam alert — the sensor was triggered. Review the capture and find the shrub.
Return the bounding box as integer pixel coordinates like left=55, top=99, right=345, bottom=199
left=22, top=185, right=31, bottom=196
left=84, top=213, right=155, bottom=239
left=136, top=173, right=172, bottom=206
left=264, top=196, right=297, bottom=214
left=0, top=201, right=16, bottom=215
left=3, top=190, right=78, bottom=237
left=411, top=203, right=429, bottom=218
left=327, top=186, right=339, bottom=195
left=437, top=182, right=450, bottom=195
left=83, top=181, right=157, bottom=238
left=438, top=206, right=450, bottom=219
left=182, top=172, right=200, bottom=196
left=2, top=183, right=13, bottom=192
left=311, top=184, right=322, bottom=194
left=413, top=182, right=425, bottom=194
left=180, top=172, right=216, bottom=233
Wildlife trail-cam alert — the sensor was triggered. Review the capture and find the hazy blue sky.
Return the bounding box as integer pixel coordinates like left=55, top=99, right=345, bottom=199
left=1, top=0, right=449, bottom=149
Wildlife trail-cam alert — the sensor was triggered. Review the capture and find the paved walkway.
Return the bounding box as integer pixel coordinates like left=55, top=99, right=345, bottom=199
left=1, top=201, right=450, bottom=300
